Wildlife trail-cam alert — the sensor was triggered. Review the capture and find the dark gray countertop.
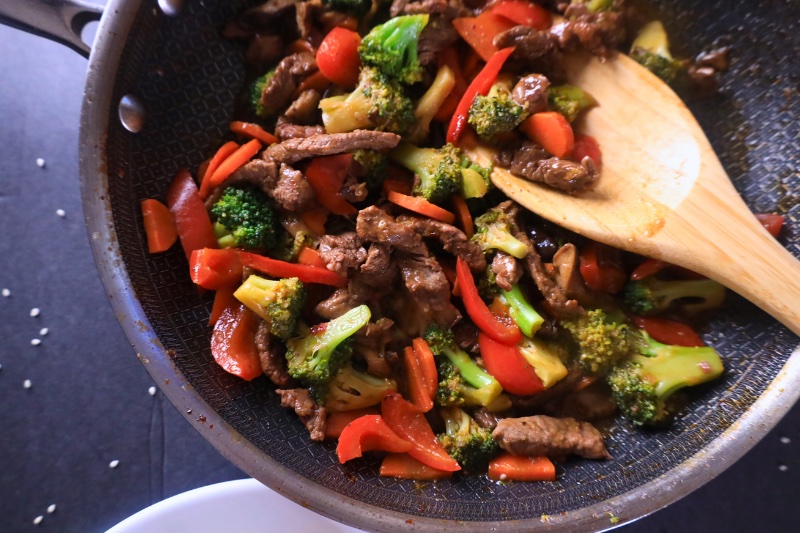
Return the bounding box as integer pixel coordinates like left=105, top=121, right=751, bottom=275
left=0, top=18, right=797, bottom=533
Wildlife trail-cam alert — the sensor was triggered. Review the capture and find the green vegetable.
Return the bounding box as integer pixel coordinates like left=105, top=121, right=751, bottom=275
left=560, top=308, right=631, bottom=375
left=325, top=365, right=398, bottom=411
left=285, top=305, right=372, bottom=402
left=250, top=69, right=276, bottom=119
left=389, top=142, right=463, bottom=205
left=436, top=407, right=499, bottom=472
left=516, top=336, right=569, bottom=389
left=499, top=284, right=544, bottom=338
left=471, top=207, right=529, bottom=259
left=424, top=325, right=503, bottom=407
left=623, top=277, right=726, bottom=316
left=467, top=82, right=529, bottom=141
left=211, top=185, right=279, bottom=250
left=234, top=275, right=306, bottom=340
left=607, top=330, right=724, bottom=426
left=548, top=85, right=597, bottom=123
left=358, top=14, right=430, bottom=85
left=319, top=66, right=414, bottom=134
left=460, top=155, right=492, bottom=199
left=352, top=149, right=388, bottom=195
left=273, top=230, right=316, bottom=263
left=630, top=21, right=686, bottom=83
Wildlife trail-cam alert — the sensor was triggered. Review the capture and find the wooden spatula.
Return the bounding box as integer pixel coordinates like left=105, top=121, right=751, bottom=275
left=465, top=53, right=800, bottom=336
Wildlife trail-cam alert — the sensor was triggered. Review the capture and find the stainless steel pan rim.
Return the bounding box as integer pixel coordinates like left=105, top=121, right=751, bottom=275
left=73, top=0, right=800, bottom=531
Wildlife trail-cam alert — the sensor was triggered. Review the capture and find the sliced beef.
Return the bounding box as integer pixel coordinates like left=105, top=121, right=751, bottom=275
left=398, top=215, right=486, bottom=272
left=339, top=173, right=368, bottom=203
left=553, top=3, right=626, bottom=58
left=274, top=118, right=326, bottom=140
left=314, top=278, right=374, bottom=320
left=260, top=52, right=318, bottom=117
left=354, top=318, right=397, bottom=378
left=505, top=141, right=549, bottom=176
left=204, top=158, right=279, bottom=210
left=494, top=25, right=562, bottom=75
left=264, top=131, right=401, bottom=165
left=283, top=89, right=322, bottom=125
left=472, top=407, right=500, bottom=430
left=492, top=415, right=610, bottom=459
left=418, top=16, right=459, bottom=67
left=245, top=33, right=285, bottom=71
left=273, top=163, right=315, bottom=211
left=243, top=0, right=300, bottom=27
left=491, top=252, right=522, bottom=292
left=276, top=388, right=328, bottom=442
left=294, top=0, right=317, bottom=40
left=397, top=252, right=461, bottom=326
left=391, top=0, right=469, bottom=19
left=359, top=244, right=399, bottom=288
left=555, top=380, right=618, bottom=422
left=318, top=232, right=368, bottom=276
left=453, top=320, right=480, bottom=354
left=356, top=206, right=426, bottom=255
left=512, top=74, right=551, bottom=115
left=522, top=157, right=599, bottom=195
left=255, top=321, right=294, bottom=387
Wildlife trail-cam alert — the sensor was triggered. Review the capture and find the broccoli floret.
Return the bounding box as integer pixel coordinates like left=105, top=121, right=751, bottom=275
left=321, top=0, right=372, bottom=16
left=517, top=336, right=569, bottom=389
left=499, top=284, right=544, bottom=338
left=436, top=407, right=499, bottom=472
left=390, top=142, right=463, bottom=204
left=211, top=185, right=279, bottom=250
left=630, top=21, right=686, bottom=84
left=460, top=155, right=492, bottom=199
left=234, top=275, right=306, bottom=340
left=358, top=14, right=429, bottom=85
left=623, top=277, right=726, bottom=316
left=273, top=230, right=316, bottom=263
left=467, top=84, right=529, bottom=141
left=285, top=305, right=372, bottom=401
left=548, top=85, right=597, bottom=123
left=352, top=149, right=388, bottom=195
left=325, top=365, right=398, bottom=411
left=250, top=69, right=276, bottom=119
left=471, top=207, right=529, bottom=259
left=319, top=66, right=415, bottom=134
left=424, top=325, right=503, bottom=407
left=607, top=330, right=724, bottom=426
left=561, top=308, right=631, bottom=375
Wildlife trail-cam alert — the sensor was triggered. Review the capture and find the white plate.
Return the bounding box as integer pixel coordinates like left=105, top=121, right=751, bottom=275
left=106, top=478, right=363, bottom=533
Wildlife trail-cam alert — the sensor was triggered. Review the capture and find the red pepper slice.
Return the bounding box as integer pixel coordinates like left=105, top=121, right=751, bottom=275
left=381, top=392, right=461, bottom=472
left=630, top=258, right=704, bottom=281
left=478, top=333, right=544, bottom=396
left=571, top=133, right=602, bottom=170
left=237, top=250, right=347, bottom=287
left=336, top=415, right=412, bottom=463
left=578, top=241, right=627, bottom=294
left=456, top=257, right=521, bottom=345
left=304, top=154, right=357, bottom=216
left=166, top=168, right=218, bottom=261
left=446, top=47, right=515, bottom=145
left=755, top=213, right=785, bottom=238
left=189, top=248, right=244, bottom=290
left=452, top=12, right=516, bottom=62
left=210, top=303, right=262, bottom=381
left=490, top=1, right=552, bottom=31
left=325, top=407, right=381, bottom=440
left=632, top=316, right=706, bottom=347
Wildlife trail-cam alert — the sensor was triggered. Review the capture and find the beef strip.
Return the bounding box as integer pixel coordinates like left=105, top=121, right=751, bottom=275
left=554, top=380, right=618, bottom=422
left=494, top=25, right=562, bottom=76
left=354, top=318, right=396, bottom=378
left=283, top=89, right=322, bottom=125
left=391, top=0, right=469, bottom=19
left=506, top=141, right=549, bottom=176
left=245, top=33, right=285, bottom=70
left=244, top=0, right=300, bottom=27
left=255, top=321, right=294, bottom=387
left=356, top=206, right=426, bottom=255
left=274, top=117, right=325, bottom=140
left=398, top=215, right=487, bottom=272
left=276, top=388, right=328, bottom=442
left=203, top=158, right=278, bottom=210
left=274, top=163, right=316, bottom=211
left=314, top=278, right=374, bottom=320
left=418, top=16, right=459, bottom=67
left=294, top=0, right=317, bottom=40
left=339, top=173, right=369, bottom=203
left=264, top=131, right=401, bottom=165
left=260, top=52, right=318, bottom=117
left=553, top=3, right=626, bottom=58
left=472, top=407, right=500, bottom=430
left=512, top=74, right=551, bottom=115
left=523, top=157, right=599, bottom=195
left=453, top=320, right=480, bottom=354
left=318, top=232, right=368, bottom=276
left=396, top=252, right=461, bottom=326
left=492, top=415, right=610, bottom=459
left=359, top=244, right=399, bottom=288
left=491, top=252, right=522, bottom=292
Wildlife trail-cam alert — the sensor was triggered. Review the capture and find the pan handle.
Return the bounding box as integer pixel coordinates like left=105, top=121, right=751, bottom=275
left=0, top=0, right=104, bottom=58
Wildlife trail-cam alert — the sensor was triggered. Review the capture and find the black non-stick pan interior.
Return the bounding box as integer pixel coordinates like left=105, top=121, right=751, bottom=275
left=86, top=0, right=799, bottom=529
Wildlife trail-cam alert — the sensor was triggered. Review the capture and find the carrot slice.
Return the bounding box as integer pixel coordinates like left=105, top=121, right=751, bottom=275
left=404, top=346, right=433, bottom=413
left=387, top=191, right=456, bottom=224
left=141, top=199, right=178, bottom=253
left=297, top=246, right=326, bottom=268
left=411, top=338, right=438, bottom=400
left=451, top=194, right=474, bottom=238
left=382, top=178, right=414, bottom=196
left=519, top=111, right=574, bottom=158
left=202, top=139, right=262, bottom=199
left=299, top=206, right=329, bottom=236
left=488, top=454, right=556, bottom=482
left=380, top=453, right=453, bottom=480
left=198, top=141, right=239, bottom=199
left=295, top=70, right=332, bottom=98
left=229, top=121, right=279, bottom=145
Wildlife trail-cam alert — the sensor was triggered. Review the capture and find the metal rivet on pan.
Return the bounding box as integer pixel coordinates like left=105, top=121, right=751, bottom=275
left=118, top=94, right=145, bottom=133
left=157, top=0, right=183, bottom=16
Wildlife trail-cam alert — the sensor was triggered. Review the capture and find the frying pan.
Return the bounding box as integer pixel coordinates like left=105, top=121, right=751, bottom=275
left=3, top=0, right=798, bottom=530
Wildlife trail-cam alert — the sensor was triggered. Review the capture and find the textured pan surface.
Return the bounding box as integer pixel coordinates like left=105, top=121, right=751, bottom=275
left=92, top=0, right=799, bottom=527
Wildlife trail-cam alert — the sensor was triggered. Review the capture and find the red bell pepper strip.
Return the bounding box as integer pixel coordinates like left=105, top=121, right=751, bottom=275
left=166, top=169, right=218, bottom=261
left=208, top=285, right=238, bottom=327
left=490, top=1, right=552, bottom=30
left=519, top=111, right=575, bottom=158
left=452, top=12, right=516, bottom=62
left=411, top=338, right=439, bottom=399
left=189, top=248, right=244, bottom=290
left=630, top=258, right=703, bottom=281
left=571, top=133, right=602, bottom=170
left=336, top=415, right=412, bottom=463
left=304, top=154, right=357, bottom=216
left=488, top=454, right=556, bottom=482
left=578, top=241, right=627, bottom=294
left=403, top=346, right=434, bottom=413
left=478, top=333, right=545, bottom=396
left=381, top=392, right=461, bottom=472
left=632, top=316, right=706, bottom=347
left=237, top=250, right=347, bottom=287
left=380, top=453, right=453, bottom=480
left=324, top=407, right=381, bottom=440
left=210, top=303, right=263, bottom=381
left=456, top=257, right=521, bottom=345
left=141, top=199, right=178, bottom=253
left=316, top=27, right=362, bottom=89
left=446, top=47, right=516, bottom=145
left=387, top=191, right=456, bottom=224
left=755, top=213, right=785, bottom=238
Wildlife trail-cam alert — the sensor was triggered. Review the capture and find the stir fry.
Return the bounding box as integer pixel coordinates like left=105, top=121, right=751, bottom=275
left=140, top=0, right=778, bottom=482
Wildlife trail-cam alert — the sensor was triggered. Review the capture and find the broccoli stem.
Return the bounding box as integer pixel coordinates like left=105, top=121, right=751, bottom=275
left=500, top=284, right=544, bottom=338
left=441, top=346, right=496, bottom=390
left=633, top=334, right=724, bottom=396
